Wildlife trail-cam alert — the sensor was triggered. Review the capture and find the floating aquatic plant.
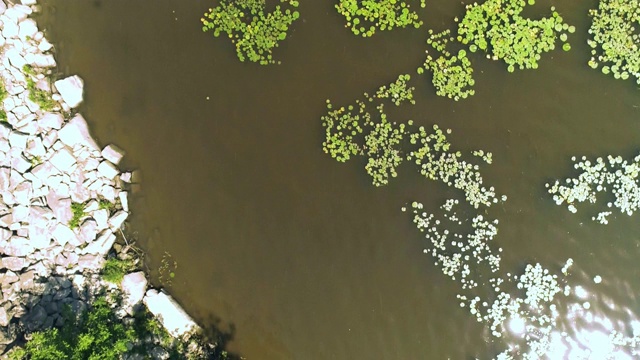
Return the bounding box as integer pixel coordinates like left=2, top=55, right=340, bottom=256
left=335, top=0, right=425, bottom=37
left=407, top=200, right=502, bottom=289
left=321, top=99, right=369, bottom=162
left=201, top=0, right=300, bottom=65
left=587, top=0, right=640, bottom=84
left=321, top=79, right=500, bottom=204
left=547, top=153, right=640, bottom=224
left=457, top=0, right=573, bottom=71
left=420, top=29, right=476, bottom=101
left=407, top=124, right=500, bottom=208
left=373, top=74, right=416, bottom=106
left=364, top=104, right=407, bottom=186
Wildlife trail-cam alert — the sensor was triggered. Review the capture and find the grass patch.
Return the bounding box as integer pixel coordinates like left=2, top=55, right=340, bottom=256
left=69, top=202, right=86, bottom=229
left=102, top=257, right=135, bottom=284
left=26, top=77, right=57, bottom=111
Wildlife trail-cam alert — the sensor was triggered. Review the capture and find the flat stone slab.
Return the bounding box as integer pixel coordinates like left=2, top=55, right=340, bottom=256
left=101, top=144, right=125, bottom=165
left=143, top=289, right=198, bottom=337
left=121, top=271, right=147, bottom=314
left=58, top=114, right=99, bottom=151
left=54, top=75, right=83, bottom=108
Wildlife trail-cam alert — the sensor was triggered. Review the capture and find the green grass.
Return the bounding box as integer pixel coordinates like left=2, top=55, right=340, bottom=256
left=26, top=77, right=56, bottom=111
left=69, top=202, right=86, bottom=229
left=9, top=298, right=134, bottom=360
left=102, top=257, right=135, bottom=284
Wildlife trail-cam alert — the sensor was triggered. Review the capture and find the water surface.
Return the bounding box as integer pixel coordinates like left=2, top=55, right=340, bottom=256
left=38, top=1, right=640, bottom=358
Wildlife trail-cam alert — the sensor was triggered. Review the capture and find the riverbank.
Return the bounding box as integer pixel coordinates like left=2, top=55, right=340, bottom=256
left=0, top=0, right=208, bottom=357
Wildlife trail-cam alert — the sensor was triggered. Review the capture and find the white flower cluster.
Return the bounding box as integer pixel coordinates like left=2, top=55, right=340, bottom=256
left=547, top=153, right=640, bottom=223
left=411, top=200, right=501, bottom=289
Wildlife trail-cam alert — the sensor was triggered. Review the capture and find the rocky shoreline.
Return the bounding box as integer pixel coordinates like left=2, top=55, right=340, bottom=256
left=0, top=0, right=202, bottom=357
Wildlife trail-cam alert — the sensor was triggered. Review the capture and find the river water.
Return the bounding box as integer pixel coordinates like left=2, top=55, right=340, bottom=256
left=37, top=0, right=640, bottom=358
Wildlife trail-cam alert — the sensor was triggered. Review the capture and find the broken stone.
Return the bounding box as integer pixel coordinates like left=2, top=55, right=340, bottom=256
left=108, top=210, right=128, bottom=230
left=1, top=257, right=28, bottom=271
left=121, top=271, right=147, bottom=314
left=38, top=112, right=63, bottom=130
left=4, top=236, right=34, bottom=256
left=81, top=230, right=115, bottom=256
left=143, top=289, right=198, bottom=337
left=49, top=147, right=76, bottom=173
left=54, top=75, right=83, bottom=108
left=101, top=144, right=125, bottom=165
left=97, top=160, right=118, bottom=180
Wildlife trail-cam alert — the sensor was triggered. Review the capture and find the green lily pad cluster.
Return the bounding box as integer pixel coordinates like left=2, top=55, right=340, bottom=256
left=201, top=0, right=300, bottom=65
left=321, top=79, right=499, bottom=207
left=457, top=0, right=573, bottom=72
left=321, top=99, right=370, bottom=162
left=587, top=0, right=640, bottom=84
left=373, top=73, right=416, bottom=105
left=420, top=30, right=476, bottom=101
left=364, top=104, right=407, bottom=185
left=335, top=0, right=426, bottom=37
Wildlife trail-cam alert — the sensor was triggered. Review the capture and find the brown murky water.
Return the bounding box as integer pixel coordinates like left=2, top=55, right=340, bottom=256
left=37, top=0, right=640, bottom=358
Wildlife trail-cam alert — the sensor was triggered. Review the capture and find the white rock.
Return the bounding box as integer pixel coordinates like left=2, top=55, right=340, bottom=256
left=38, top=112, right=63, bottom=130
left=3, top=97, right=15, bottom=112
left=97, top=160, right=119, bottom=180
left=1, top=19, right=18, bottom=39
left=10, top=5, right=32, bottom=20
left=12, top=181, right=32, bottom=205
left=0, top=307, right=8, bottom=327
left=108, top=210, right=128, bottom=230
left=49, top=147, right=76, bottom=172
left=38, top=38, right=52, bottom=52
left=93, top=209, right=109, bottom=230
left=21, top=0, right=38, bottom=6
left=32, top=53, right=55, bottom=68
left=101, top=184, right=116, bottom=202
left=11, top=154, right=31, bottom=173
left=143, top=289, right=198, bottom=337
left=8, top=131, right=28, bottom=149
left=51, top=222, right=76, bottom=246
left=119, top=191, right=129, bottom=212
left=122, top=272, right=148, bottom=314
left=1, top=257, right=28, bottom=271
left=31, top=162, right=58, bottom=182
left=77, top=254, right=105, bottom=271
left=69, top=181, right=90, bottom=203
left=18, top=18, right=37, bottom=39
left=0, top=228, right=11, bottom=242
left=25, top=137, right=45, bottom=158
left=81, top=229, right=115, bottom=256
left=28, top=220, right=51, bottom=249
left=11, top=105, right=31, bottom=119
left=12, top=204, right=29, bottom=222
left=120, top=172, right=132, bottom=183
left=101, top=144, right=125, bottom=165
left=3, top=236, right=34, bottom=256
left=0, top=1, right=6, bottom=15
left=58, top=114, right=99, bottom=150
left=5, top=48, right=26, bottom=69
left=54, top=75, right=83, bottom=108
left=78, top=219, right=98, bottom=244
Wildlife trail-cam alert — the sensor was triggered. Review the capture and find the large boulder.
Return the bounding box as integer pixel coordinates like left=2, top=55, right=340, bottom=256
left=121, top=272, right=147, bottom=315
left=57, top=114, right=99, bottom=151
left=143, top=289, right=198, bottom=337
left=54, top=75, right=83, bottom=108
